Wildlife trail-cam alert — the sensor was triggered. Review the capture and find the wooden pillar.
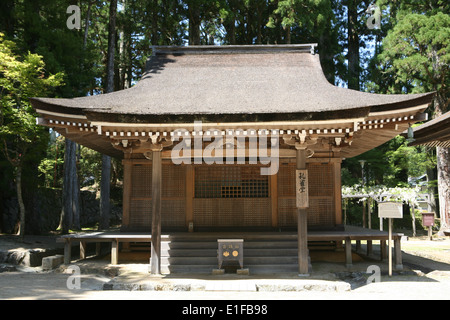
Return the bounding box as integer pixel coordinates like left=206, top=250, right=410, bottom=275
left=367, top=240, right=373, bottom=256
left=122, top=156, right=132, bottom=252
left=380, top=239, right=387, bottom=260
left=270, top=173, right=278, bottom=228
left=64, top=239, right=72, bottom=265
left=333, top=161, right=342, bottom=225
left=150, top=149, right=162, bottom=274
left=80, top=241, right=86, bottom=260
left=122, top=156, right=132, bottom=230
left=185, top=165, right=194, bottom=229
left=345, top=237, right=352, bottom=268
left=111, top=238, right=119, bottom=265
left=394, top=236, right=403, bottom=270
left=296, top=148, right=309, bottom=275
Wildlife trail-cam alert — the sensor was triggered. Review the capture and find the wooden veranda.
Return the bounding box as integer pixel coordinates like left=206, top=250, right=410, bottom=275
left=58, top=226, right=404, bottom=273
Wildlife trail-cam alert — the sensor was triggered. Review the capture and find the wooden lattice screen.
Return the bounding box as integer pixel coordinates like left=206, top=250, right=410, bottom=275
left=193, top=166, right=271, bottom=227
left=277, top=163, right=336, bottom=227
left=129, top=163, right=186, bottom=230
left=127, top=161, right=337, bottom=230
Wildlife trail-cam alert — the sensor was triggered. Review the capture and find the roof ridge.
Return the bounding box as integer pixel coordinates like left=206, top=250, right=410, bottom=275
left=152, top=44, right=318, bottom=55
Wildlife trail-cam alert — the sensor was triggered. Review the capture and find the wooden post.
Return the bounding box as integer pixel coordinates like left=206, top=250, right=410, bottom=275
left=185, top=165, right=194, bottom=229
left=64, top=239, right=72, bottom=265
left=296, top=148, right=309, bottom=275
left=122, top=156, right=132, bottom=230
left=333, top=161, right=342, bottom=225
left=270, top=173, right=278, bottom=228
left=367, top=240, right=373, bottom=256
left=394, top=236, right=403, bottom=270
left=362, top=200, right=366, bottom=228
left=388, top=218, right=392, bottom=276
left=150, top=149, right=162, bottom=275
left=380, top=239, right=387, bottom=260
left=80, top=241, right=86, bottom=260
left=121, top=156, right=132, bottom=252
left=345, top=237, right=352, bottom=268
left=111, top=238, right=119, bottom=265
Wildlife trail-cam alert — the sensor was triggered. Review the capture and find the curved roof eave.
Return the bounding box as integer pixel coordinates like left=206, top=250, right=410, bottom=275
left=31, top=45, right=434, bottom=123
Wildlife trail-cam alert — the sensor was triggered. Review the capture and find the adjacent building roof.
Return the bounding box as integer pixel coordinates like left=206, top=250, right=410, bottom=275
left=410, top=111, right=450, bottom=148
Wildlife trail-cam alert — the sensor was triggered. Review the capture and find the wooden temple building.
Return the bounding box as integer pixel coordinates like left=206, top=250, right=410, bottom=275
left=31, top=45, right=434, bottom=275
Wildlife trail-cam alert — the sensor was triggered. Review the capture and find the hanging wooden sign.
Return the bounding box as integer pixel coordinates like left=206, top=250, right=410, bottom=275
left=296, top=169, right=309, bottom=208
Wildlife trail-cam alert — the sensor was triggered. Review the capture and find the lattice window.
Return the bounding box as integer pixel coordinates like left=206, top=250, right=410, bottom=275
left=195, top=166, right=268, bottom=198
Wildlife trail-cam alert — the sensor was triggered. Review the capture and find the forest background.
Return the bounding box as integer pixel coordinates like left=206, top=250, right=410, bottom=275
left=0, top=0, right=448, bottom=236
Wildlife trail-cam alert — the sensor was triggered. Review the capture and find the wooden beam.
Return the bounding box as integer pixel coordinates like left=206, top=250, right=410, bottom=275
left=150, top=149, right=162, bottom=274
left=296, top=148, right=309, bottom=275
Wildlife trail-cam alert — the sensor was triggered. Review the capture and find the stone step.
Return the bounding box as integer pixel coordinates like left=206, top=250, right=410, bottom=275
left=161, top=255, right=299, bottom=266
left=161, top=264, right=302, bottom=274
left=161, top=240, right=298, bottom=250
left=156, top=235, right=310, bottom=274
left=161, top=248, right=299, bottom=257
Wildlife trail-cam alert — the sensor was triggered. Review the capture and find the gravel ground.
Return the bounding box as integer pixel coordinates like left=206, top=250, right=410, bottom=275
left=1, top=234, right=449, bottom=301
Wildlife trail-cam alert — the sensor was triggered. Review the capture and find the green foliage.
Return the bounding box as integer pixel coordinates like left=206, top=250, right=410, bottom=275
left=78, top=146, right=103, bottom=188
left=379, top=12, right=450, bottom=96
left=37, top=133, right=65, bottom=188
left=342, top=135, right=435, bottom=189
left=0, top=32, right=64, bottom=168
left=0, top=0, right=447, bottom=234
left=385, top=136, right=436, bottom=183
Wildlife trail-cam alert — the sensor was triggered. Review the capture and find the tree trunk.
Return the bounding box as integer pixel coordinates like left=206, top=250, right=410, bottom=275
left=347, top=0, right=360, bottom=90
left=433, top=93, right=450, bottom=235
left=410, top=203, right=416, bottom=237
left=426, top=166, right=438, bottom=213
left=437, top=146, right=450, bottom=235
left=99, top=0, right=117, bottom=230
left=59, top=139, right=73, bottom=233
left=256, top=5, right=263, bottom=44
left=106, top=0, right=117, bottom=94
left=83, top=1, right=94, bottom=48
left=188, top=3, right=201, bottom=45
left=15, top=166, right=25, bottom=239
left=99, top=154, right=111, bottom=230
left=71, top=142, right=81, bottom=230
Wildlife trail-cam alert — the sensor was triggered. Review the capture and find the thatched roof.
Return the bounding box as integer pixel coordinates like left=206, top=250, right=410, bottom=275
left=31, top=44, right=433, bottom=123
